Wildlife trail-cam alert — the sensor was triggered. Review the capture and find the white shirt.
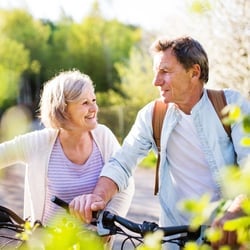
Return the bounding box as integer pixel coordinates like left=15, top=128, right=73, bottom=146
left=166, top=110, right=217, bottom=204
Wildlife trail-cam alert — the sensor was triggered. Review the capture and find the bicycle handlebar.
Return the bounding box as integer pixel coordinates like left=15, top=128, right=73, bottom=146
left=51, top=196, right=203, bottom=241
left=0, top=196, right=207, bottom=250
left=51, top=196, right=69, bottom=212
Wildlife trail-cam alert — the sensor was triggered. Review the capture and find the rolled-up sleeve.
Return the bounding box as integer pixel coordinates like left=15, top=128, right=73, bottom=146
left=100, top=102, right=155, bottom=191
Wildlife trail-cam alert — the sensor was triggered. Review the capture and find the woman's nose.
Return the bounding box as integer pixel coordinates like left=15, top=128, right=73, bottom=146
left=90, top=103, right=98, bottom=112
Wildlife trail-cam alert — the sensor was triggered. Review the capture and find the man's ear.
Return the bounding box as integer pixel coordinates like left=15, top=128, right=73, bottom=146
left=191, top=64, right=201, bottom=79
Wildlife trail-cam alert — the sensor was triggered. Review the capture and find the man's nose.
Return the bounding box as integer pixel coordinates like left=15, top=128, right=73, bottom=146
left=152, top=74, right=164, bottom=87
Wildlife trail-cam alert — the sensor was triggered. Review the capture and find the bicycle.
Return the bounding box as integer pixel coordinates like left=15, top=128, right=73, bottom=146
left=51, top=196, right=208, bottom=249
left=0, top=196, right=207, bottom=249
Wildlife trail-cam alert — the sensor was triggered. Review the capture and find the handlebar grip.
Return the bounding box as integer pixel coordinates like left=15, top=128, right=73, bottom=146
left=51, top=196, right=69, bottom=212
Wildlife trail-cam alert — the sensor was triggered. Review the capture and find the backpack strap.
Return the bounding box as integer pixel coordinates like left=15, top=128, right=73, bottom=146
left=207, top=89, right=231, bottom=138
left=152, top=100, right=167, bottom=195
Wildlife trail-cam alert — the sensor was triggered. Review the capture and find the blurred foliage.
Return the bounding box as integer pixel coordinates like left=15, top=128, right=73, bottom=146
left=0, top=37, right=29, bottom=111
left=139, top=151, right=157, bottom=169
left=137, top=230, right=163, bottom=250
left=0, top=105, right=32, bottom=142
left=179, top=194, right=213, bottom=230
left=186, top=0, right=213, bottom=12
left=222, top=104, right=250, bottom=146
left=17, top=214, right=104, bottom=250
left=0, top=3, right=141, bottom=120
left=115, top=45, right=158, bottom=108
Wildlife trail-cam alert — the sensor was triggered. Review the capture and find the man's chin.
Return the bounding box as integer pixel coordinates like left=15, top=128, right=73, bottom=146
left=160, top=95, right=171, bottom=103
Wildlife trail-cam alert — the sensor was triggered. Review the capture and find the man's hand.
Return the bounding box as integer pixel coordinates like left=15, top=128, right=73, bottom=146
left=69, top=194, right=106, bottom=223
left=69, top=177, right=118, bottom=224
left=211, top=194, right=247, bottom=249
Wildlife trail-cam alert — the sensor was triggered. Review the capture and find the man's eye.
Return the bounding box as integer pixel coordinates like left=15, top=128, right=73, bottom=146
left=162, top=69, right=169, bottom=73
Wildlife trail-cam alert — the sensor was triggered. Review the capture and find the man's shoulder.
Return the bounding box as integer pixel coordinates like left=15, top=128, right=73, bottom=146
left=205, top=88, right=245, bottom=104
left=138, top=100, right=157, bottom=115
left=223, top=88, right=246, bottom=104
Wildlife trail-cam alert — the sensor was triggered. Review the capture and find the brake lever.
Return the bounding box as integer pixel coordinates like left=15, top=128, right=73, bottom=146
left=96, top=210, right=112, bottom=236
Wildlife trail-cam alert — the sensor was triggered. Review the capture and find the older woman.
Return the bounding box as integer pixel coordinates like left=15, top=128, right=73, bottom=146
left=0, top=70, right=134, bottom=229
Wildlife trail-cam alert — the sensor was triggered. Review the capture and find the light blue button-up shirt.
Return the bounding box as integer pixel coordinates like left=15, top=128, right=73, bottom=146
left=101, top=88, right=250, bottom=228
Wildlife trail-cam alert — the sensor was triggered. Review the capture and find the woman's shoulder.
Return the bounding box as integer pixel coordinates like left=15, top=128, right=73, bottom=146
left=17, top=128, right=58, bottom=143
left=26, top=127, right=57, bottom=136
left=92, top=124, right=115, bottom=137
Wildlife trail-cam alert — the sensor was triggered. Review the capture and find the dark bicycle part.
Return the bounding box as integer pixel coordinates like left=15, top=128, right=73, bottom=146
left=101, top=211, right=159, bottom=236
left=0, top=206, right=26, bottom=249
left=101, top=211, right=201, bottom=238
left=158, top=224, right=202, bottom=242
left=100, top=211, right=205, bottom=248
left=51, top=196, right=69, bottom=213
left=51, top=197, right=206, bottom=248
left=0, top=206, right=25, bottom=225
left=0, top=223, right=24, bottom=233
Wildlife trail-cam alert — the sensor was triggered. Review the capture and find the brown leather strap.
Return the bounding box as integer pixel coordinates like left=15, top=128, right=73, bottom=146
left=207, top=89, right=231, bottom=138
left=152, top=100, right=167, bottom=195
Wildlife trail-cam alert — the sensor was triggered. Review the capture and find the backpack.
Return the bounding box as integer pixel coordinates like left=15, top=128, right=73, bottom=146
left=152, top=89, right=231, bottom=195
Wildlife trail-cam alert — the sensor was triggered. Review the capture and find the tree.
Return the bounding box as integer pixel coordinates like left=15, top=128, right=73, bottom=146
left=186, top=0, right=250, bottom=98
left=0, top=9, right=51, bottom=114
left=98, top=42, right=159, bottom=140
left=41, top=2, right=141, bottom=93
left=0, top=6, right=141, bottom=117
left=116, top=46, right=158, bottom=107
left=0, top=36, right=29, bottom=113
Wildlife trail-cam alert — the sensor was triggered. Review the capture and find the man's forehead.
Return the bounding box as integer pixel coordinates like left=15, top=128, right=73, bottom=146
left=153, top=51, right=169, bottom=69
left=153, top=52, right=164, bottom=64
left=153, top=49, right=177, bottom=68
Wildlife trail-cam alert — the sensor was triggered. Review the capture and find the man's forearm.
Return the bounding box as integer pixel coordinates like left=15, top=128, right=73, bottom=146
left=93, top=176, right=119, bottom=204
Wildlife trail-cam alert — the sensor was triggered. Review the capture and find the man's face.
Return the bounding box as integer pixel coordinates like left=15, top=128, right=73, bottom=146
left=152, top=49, right=195, bottom=105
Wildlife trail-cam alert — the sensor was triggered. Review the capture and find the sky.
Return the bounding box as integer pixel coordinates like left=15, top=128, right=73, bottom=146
left=0, top=0, right=187, bottom=30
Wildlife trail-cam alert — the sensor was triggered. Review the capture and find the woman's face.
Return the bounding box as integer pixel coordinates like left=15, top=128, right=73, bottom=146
left=66, top=87, right=98, bottom=131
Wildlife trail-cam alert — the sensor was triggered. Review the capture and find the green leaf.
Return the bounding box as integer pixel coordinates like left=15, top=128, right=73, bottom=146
left=228, top=105, right=241, bottom=121
left=205, top=227, right=222, bottom=243
left=224, top=216, right=250, bottom=231
left=242, top=115, right=250, bottom=133
left=241, top=137, right=250, bottom=147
